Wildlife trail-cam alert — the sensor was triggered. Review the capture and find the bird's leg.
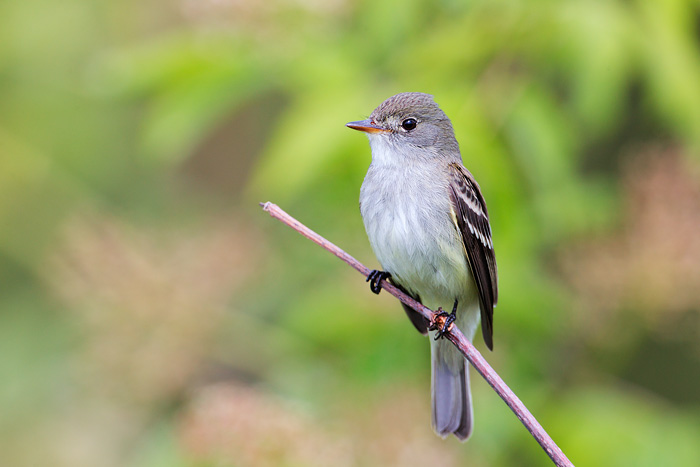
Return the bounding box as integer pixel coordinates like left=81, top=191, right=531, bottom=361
left=366, top=270, right=391, bottom=294
left=432, top=298, right=458, bottom=340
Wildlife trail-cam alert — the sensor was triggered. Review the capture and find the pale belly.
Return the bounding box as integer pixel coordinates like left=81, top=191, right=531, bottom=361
left=360, top=162, right=482, bottom=345
left=360, top=168, right=475, bottom=306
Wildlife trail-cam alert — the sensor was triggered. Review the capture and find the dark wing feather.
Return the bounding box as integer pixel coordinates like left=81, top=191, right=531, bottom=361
left=447, top=163, right=498, bottom=350
left=391, top=281, right=429, bottom=335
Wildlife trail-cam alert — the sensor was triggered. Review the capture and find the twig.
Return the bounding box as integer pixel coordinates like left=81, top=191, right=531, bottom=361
left=261, top=201, right=573, bottom=467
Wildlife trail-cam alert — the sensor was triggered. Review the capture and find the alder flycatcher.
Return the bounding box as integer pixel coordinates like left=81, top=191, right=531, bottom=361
left=347, top=92, right=498, bottom=441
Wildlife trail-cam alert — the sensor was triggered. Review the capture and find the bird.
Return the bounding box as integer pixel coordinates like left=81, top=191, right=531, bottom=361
left=346, top=92, right=498, bottom=441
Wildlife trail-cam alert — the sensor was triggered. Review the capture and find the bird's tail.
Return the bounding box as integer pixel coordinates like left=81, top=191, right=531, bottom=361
left=430, top=336, right=472, bottom=441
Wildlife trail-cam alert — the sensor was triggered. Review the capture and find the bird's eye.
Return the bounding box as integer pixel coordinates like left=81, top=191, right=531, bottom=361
left=401, top=118, right=417, bottom=131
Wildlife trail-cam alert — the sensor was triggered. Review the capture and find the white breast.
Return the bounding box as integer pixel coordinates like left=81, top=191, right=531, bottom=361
left=360, top=160, right=473, bottom=303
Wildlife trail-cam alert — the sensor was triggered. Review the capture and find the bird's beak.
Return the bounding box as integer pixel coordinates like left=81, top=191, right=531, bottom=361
left=345, top=119, right=389, bottom=134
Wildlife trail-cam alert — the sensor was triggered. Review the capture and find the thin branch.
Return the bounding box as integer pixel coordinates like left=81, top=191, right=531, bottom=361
left=261, top=201, right=573, bottom=467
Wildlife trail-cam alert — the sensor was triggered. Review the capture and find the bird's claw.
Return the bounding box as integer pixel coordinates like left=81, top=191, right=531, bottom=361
left=431, top=299, right=458, bottom=340
left=366, top=270, right=391, bottom=294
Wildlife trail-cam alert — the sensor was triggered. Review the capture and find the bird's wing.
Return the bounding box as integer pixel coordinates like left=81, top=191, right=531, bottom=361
left=447, top=163, right=498, bottom=350
left=395, top=287, right=429, bottom=335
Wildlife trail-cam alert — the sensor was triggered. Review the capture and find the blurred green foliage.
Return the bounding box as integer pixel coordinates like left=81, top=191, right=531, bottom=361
left=2, top=0, right=700, bottom=465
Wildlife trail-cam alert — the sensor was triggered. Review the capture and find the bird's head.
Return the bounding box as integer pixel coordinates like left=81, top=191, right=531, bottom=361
left=346, top=92, right=459, bottom=159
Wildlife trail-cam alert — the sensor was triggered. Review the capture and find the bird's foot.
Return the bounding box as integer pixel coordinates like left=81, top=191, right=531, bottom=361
left=366, top=270, right=391, bottom=294
left=431, top=299, right=458, bottom=340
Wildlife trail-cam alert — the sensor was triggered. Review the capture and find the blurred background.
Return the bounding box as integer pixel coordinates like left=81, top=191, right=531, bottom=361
left=2, top=0, right=700, bottom=465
